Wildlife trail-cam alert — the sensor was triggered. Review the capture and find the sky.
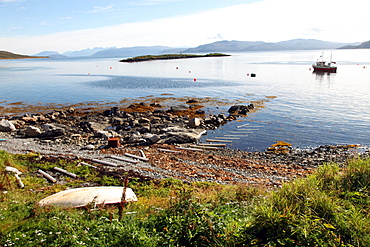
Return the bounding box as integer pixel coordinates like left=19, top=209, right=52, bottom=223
left=1, top=0, right=369, bottom=55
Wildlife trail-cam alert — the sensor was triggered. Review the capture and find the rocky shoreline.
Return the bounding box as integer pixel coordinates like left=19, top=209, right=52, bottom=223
left=1, top=98, right=369, bottom=187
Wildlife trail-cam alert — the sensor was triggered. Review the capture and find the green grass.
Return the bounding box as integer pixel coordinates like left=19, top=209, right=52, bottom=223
left=1, top=150, right=370, bottom=246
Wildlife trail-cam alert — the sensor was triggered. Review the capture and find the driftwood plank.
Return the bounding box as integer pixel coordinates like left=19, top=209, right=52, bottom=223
left=176, top=147, right=203, bottom=152
left=214, top=137, right=240, bottom=140
left=197, top=143, right=227, bottom=147
left=54, top=167, right=77, bottom=178
left=140, top=150, right=146, bottom=158
left=14, top=174, right=24, bottom=188
left=109, top=155, right=138, bottom=164
left=38, top=169, right=57, bottom=183
left=190, top=145, right=219, bottom=150
left=79, top=162, right=97, bottom=169
left=92, top=159, right=118, bottom=167
left=206, top=139, right=233, bottom=143
left=124, top=153, right=149, bottom=162
left=158, top=148, right=181, bottom=153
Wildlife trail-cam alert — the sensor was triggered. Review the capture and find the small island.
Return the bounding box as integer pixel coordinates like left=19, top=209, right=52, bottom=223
left=119, top=53, right=230, bottom=62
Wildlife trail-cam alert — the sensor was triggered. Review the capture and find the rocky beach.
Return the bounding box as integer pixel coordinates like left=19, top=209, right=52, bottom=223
left=1, top=96, right=369, bottom=188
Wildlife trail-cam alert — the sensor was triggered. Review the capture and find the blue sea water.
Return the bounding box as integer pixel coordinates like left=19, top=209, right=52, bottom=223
left=1, top=50, right=369, bottom=151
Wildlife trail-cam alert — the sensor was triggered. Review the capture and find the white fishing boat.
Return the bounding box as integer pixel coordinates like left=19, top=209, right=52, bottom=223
left=312, top=52, right=337, bottom=73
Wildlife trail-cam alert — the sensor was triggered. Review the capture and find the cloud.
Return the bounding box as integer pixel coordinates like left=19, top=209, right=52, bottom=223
left=132, top=0, right=183, bottom=6
left=8, top=26, right=22, bottom=31
left=40, top=21, right=51, bottom=26
left=0, top=0, right=24, bottom=2
left=60, top=16, right=73, bottom=20
left=89, top=4, right=115, bottom=13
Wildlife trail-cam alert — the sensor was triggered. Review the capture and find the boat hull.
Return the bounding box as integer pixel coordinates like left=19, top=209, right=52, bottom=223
left=312, top=66, right=337, bottom=73
left=38, top=186, right=138, bottom=207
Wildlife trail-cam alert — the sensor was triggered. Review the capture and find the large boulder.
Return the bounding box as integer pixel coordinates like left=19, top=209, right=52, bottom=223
left=94, top=130, right=119, bottom=139
left=169, top=105, right=189, bottom=112
left=142, top=133, right=160, bottom=143
left=25, top=126, right=42, bottom=137
left=40, top=124, right=66, bottom=138
left=228, top=104, right=254, bottom=115
left=0, top=120, right=16, bottom=132
left=161, top=126, right=206, bottom=143
left=88, top=122, right=110, bottom=132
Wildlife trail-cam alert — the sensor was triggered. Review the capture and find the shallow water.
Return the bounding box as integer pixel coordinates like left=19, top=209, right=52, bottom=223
left=1, top=49, right=369, bottom=150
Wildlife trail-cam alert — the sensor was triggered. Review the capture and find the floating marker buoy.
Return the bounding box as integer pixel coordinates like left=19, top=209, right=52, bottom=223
left=193, top=78, right=197, bottom=81
left=247, top=73, right=249, bottom=76
left=88, top=73, right=91, bottom=75
left=309, top=68, right=311, bottom=70
left=189, top=71, right=191, bottom=73
left=110, top=67, right=112, bottom=69
left=176, top=67, right=178, bottom=69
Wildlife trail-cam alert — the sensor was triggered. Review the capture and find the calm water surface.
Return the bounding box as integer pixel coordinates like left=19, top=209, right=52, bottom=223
left=1, top=50, right=369, bottom=150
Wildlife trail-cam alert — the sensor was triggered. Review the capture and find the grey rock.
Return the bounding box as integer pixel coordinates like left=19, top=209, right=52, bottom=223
left=162, top=126, right=206, bottom=143
left=170, top=105, right=189, bottom=112
left=88, top=122, right=110, bottom=132
left=143, top=133, right=160, bottom=143
left=85, top=144, right=95, bottom=150
left=40, top=124, right=66, bottom=138
left=0, top=120, right=16, bottom=132
left=150, top=135, right=160, bottom=143
left=137, top=123, right=151, bottom=133
left=188, top=117, right=201, bottom=128
left=128, top=132, right=145, bottom=143
left=41, top=123, right=55, bottom=131
left=25, top=126, right=42, bottom=137
left=94, top=130, right=119, bottom=139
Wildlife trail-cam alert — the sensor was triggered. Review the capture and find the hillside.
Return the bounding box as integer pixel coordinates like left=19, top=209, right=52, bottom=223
left=0, top=51, right=48, bottom=59
left=183, top=40, right=265, bottom=53
left=339, top=40, right=370, bottom=49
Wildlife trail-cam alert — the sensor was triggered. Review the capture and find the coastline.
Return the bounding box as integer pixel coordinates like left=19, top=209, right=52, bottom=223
left=1, top=96, right=369, bottom=187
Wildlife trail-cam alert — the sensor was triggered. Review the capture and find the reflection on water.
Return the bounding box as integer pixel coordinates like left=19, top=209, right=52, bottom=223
left=313, top=71, right=336, bottom=86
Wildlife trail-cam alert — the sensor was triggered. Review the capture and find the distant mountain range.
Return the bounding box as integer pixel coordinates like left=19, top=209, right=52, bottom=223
left=183, top=39, right=359, bottom=53
left=91, top=46, right=172, bottom=58
left=5, top=39, right=367, bottom=60
left=64, top=47, right=115, bottom=57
